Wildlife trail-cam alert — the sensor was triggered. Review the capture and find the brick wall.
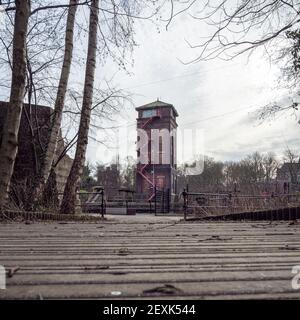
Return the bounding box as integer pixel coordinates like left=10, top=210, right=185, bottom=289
left=0, top=102, right=73, bottom=208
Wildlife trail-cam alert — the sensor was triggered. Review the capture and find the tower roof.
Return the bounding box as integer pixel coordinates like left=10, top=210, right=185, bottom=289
left=136, top=100, right=179, bottom=117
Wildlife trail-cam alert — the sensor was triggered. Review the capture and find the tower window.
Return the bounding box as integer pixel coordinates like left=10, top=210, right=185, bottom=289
left=142, top=109, right=157, bottom=118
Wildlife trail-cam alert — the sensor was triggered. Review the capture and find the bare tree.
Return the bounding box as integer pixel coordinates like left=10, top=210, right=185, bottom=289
left=283, top=147, right=299, bottom=183
left=55, top=84, right=132, bottom=170
left=257, top=100, right=299, bottom=123
left=0, top=0, right=31, bottom=209
left=121, top=156, right=136, bottom=190
left=170, top=1, right=300, bottom=62
left=30, top=0, right=79, bottom=207
left=224, top=152, right=279, bottom=194
left=0, top=1, right=69, bottom=103
left=0, top=0, right=172, bottom=211
left=60, top=0, right=99, bottom=214
left=284, top=147, right=298, bottom=163
left=263, top=152, right=279, bottom=183
left=0, top=2, right=76, bottom=209
left=166, top=1, right=300, bottom=121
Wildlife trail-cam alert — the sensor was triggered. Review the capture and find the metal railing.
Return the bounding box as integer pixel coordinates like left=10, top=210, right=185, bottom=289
left=78, top=189, right=105, bottom=218
left=53, top=186, right=171, bottom=216
left=182, top=190, right=300, bottom=221
left=75, top=187, right=170, bottom=216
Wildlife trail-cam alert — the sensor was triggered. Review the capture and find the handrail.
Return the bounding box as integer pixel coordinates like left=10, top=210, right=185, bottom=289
left=182, top=190, right=300, bottom=221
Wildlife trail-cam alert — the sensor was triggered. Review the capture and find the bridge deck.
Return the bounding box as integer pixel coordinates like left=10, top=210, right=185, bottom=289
left=0, top=215, right=300, bottom=299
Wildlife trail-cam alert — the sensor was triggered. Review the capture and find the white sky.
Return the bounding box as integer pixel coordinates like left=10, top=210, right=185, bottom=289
left=1, top=2, right=299, bottom=167
left=85, top=9, right=300, bottom=166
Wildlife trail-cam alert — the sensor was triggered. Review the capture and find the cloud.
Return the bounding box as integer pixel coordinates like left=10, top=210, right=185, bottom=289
left=83, top=9, right=300, bottom=164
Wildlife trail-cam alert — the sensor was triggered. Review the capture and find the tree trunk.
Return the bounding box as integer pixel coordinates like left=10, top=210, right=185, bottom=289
left=0, top=0, right=31, bottom=210
left=30, top=0, right=79, bottom=208
left=60, top=0, right=99, bottom=214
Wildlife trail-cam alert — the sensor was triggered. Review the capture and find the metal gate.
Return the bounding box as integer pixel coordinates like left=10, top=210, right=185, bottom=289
left=154, top=187, right=170, bottom=214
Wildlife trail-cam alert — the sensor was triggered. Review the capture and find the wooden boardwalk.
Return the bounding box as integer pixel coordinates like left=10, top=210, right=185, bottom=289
left=0, top=215, right=300, bottom=299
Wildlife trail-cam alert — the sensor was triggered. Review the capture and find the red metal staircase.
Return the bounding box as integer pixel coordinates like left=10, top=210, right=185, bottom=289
left=137, top=112, right=161, bottom=201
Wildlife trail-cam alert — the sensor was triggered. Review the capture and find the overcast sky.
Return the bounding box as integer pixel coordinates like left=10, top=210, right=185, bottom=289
left=1, top=2, right=299, bottom=167
left=86, top=7, right=300, bottom=167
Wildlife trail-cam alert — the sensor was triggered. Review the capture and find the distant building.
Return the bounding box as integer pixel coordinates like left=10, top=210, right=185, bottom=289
left=96, top=164, right=121, bottom=199
left=277, top=162, right=300, bottom=193
left=136, top=100, right=178, bottom=200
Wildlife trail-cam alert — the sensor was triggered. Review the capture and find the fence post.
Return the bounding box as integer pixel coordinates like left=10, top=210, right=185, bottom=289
left=154, top=185, right=157, bottom=216
left=167, top=188, right=170, bottom=213
left=186, top=184, right=189, bottom=209
left=126, top=199, right=129, bottom=215
left=101, top=189, right=105, bottom=219
left=183, top=189, right=188, bottom=221
left=162, top=188, right=165, bottom=214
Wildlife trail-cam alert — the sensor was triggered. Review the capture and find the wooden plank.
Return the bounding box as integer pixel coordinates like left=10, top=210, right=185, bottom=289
left=1, top=218, right=300, bottom=299
left=0, top=280, right=297, bottom=299
left=4, top=269, right=295, bottom=285
left=1, top=256, right=300, bottom=268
